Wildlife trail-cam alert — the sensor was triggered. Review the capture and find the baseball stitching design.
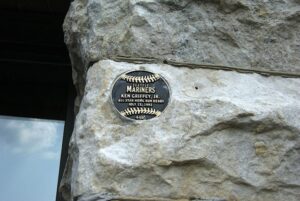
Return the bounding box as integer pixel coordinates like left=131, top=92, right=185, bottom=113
left=121, top=74, right=160, bottom=83
left=120, top=107, right=161, bottom=117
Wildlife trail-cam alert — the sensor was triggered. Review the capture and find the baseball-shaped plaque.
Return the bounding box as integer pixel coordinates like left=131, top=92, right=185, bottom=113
left=111, top=70, right=170, bottom=120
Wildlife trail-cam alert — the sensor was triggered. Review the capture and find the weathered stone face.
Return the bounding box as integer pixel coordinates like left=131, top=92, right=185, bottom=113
left=60, top=60, right=300, bottom=201
left=62, top=0, right=300, bottom=200
left=63, top=0, right=300, bottom=100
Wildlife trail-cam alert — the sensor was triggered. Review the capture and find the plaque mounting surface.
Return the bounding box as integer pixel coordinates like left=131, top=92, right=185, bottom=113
left=111, top=70, right=170, bottom=120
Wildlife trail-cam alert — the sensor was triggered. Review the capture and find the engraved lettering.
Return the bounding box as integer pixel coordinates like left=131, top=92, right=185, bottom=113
left=112, top=70, right=170, bottom=120
left=126, top=85, right=156, bottom=93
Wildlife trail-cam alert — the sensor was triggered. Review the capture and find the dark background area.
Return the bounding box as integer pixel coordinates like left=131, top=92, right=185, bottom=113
left=0, top=0, right=72, bottom=120
left=0, top=1, right=74, bottom=200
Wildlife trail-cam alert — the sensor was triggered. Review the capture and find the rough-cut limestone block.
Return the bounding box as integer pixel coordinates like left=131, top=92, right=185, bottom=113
left=60, top=60, right=300, bottom=201
left=63, top=0, right=300, bottom=99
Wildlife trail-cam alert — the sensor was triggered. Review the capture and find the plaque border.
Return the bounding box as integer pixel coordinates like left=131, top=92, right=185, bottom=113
left=110, top=69, right=171, bottom=121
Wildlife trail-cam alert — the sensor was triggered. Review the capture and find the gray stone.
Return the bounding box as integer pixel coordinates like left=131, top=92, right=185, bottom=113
left=60, top=60, right=300, bottom=201
left=62, top=0, right=300, bottom=200
left=63, top=0, right=300, bottom=102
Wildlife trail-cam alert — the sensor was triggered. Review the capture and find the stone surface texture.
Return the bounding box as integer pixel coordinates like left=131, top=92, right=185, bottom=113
left=63, top=0, right=300, bottom=100
left=60, top=60, right=300, bottom=201
left=62, top=0, right=300, bottom=201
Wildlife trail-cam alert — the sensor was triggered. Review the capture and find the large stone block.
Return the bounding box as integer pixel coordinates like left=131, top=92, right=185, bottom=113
left=63, top=0, right=300, bottom=100
left=60, top=60, right=300, bottom=201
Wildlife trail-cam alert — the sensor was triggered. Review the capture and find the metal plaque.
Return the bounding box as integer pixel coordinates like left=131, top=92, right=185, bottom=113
left=111, top=70, right=170, bottom=120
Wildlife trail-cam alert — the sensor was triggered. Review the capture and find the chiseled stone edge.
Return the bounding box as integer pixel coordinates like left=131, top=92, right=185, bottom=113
left=75, top=193, right=226, bottom=201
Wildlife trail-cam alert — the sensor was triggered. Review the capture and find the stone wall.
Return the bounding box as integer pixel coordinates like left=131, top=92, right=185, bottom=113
left=63, top=0, right=300, bottom=103
left=61, top=1, right=300, bottom=200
